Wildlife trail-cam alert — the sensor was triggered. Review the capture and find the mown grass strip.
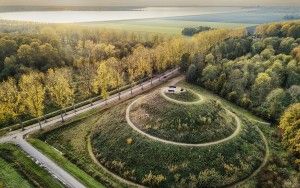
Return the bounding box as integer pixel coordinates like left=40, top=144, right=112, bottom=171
left=0, top=144, right=64, bottom=188
left=0, top=157, right=31, bottom=188
left=28, top=138, right=105, bottom=188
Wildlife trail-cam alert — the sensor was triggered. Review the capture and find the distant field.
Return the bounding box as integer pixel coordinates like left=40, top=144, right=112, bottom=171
left=79, top=19, right=255, bottom=35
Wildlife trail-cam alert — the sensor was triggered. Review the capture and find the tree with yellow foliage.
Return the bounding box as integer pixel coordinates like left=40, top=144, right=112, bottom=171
left=93, top=60, right=116, bottom=103
left=0, top=78, right=25, bottom=130
left=279, top=103, right=300, bottom=166
left=191, top=28, right=246, bottom=55
left=127, top=63, right=135, bottom=95
left=108, top=58, right=124, bottom=100
left=133, top=45, right=152, bottom=89
left=74, top=59, right=97, bottom=105
left=46, top=68, right=74, bottom=122
left=19, top=72, right=45, bottom=129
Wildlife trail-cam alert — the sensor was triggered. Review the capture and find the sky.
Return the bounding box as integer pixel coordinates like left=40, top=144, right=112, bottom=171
left=0, top=0, right=300, bottom=7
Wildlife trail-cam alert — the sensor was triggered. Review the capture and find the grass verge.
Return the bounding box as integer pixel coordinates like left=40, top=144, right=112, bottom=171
left=0, top=144, right=64, bottom=188
left=27, top=138, right=105, bottom=188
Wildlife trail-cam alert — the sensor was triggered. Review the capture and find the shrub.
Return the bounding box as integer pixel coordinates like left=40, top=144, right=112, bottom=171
left=142, top=171, right=166, bottom=186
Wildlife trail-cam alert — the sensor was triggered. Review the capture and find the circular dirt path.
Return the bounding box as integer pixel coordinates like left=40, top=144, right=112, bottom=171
left=126, top=93, right=242, bottom=147
left=90, top=76, right=270, bottom=188
left=160, top=88, right=203, bottom=105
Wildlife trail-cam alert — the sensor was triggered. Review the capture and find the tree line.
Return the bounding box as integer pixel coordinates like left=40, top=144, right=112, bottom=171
left=184, top=21, right=300, bottom=171
left=0, top=22, right=245, bottom=129
left=185, top=22, right=300, bottom=121
left=181, top=26, right=212, bottom=36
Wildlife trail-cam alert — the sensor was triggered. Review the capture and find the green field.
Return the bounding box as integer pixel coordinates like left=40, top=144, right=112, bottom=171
left=79, top=19, right=255, bottom=35
left=0, top=144, right=64, bottom=188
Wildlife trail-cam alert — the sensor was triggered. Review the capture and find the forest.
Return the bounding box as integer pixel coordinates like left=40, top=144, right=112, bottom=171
left=0, top=21, right=244, bottom=128
left=184, top=21, right=300, bottom=167
left=0, top=19, right=299, bottom=175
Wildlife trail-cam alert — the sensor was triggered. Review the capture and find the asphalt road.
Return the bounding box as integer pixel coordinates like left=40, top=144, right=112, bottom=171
left=0, top=68, right=180, bottom=188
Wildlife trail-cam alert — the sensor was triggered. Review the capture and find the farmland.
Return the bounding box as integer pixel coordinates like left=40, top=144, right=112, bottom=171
left=79, top=19, right=253, bottom=35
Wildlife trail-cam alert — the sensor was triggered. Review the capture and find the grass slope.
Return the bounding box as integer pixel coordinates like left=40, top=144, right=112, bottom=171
left=0, top=144, right=64, bottom=188
left=178, top=81, right=300, bottom=187
left=33, top=87, right=266, bottom=187
left=165, top=89, right=199, bottom=102
left=130, top=91, right=237, bottom=144
left=90, top=100, right=265, bottom=187
left=27, top=80, right=299, bottom=187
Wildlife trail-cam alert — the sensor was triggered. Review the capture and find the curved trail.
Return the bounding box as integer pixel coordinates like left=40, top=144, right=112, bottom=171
left=91, top=75, right=270, bottom=188
left=230, top=125, right=270, bottom=187
left=126, top=95, right=242, bottom=147
left=87, top=136, right=146, bottom=188
left=160, top=88, right=203, bottom=105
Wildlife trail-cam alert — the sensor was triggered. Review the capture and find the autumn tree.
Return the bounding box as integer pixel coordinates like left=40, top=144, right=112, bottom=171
left=265, top=88, right=291, bottom=119
left=0, top=78, right=25, bottom=130
left=75, top=59, right=97, bottom=104
left=292, top=46, right=300, bottom=61
left=91, top=43, right=116, bottom=62
left=251, top=73, right=273, bottom=107
left=109, top=58, right=124, bottom=99
left=46, top=68, right=74, bottom=121
left=279, top=103, right=300, bottom=166
left=126, top=45, right=152, bottom=90
left=153, top=44, right=168, bottom=79
left=93, top=60, right=116, bottom=103
left=19, top=72, right=45, bottom=129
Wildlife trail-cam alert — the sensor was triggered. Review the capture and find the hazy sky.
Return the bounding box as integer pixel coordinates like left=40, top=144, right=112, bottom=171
left=1, top=0, right=300, bottom=7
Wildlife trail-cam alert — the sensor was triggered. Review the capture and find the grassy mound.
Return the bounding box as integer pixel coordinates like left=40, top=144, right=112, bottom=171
left=90, top=100, right=265, bottom=187
left=129, top=91, right=237, bottom=144
left=31, top=82, right=273, bottom=188
left=164, top=89, right=199, bottom=102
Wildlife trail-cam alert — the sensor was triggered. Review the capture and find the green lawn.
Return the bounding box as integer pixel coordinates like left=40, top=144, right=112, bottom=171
left=0, top=144, right=64, bottom=188
left=0, top=158, right=31, bottom=188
